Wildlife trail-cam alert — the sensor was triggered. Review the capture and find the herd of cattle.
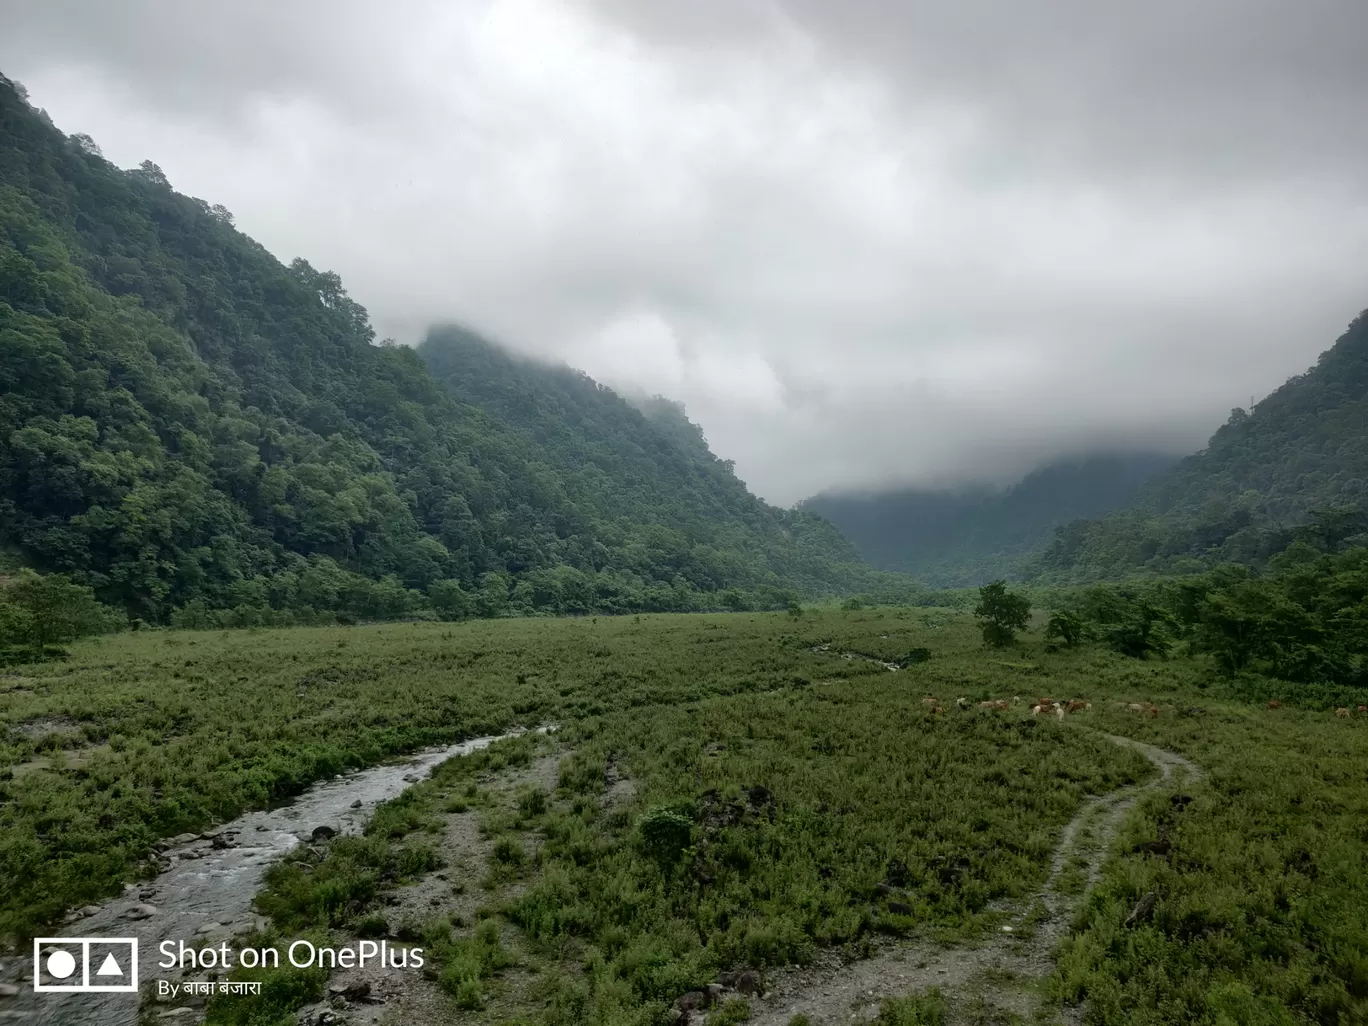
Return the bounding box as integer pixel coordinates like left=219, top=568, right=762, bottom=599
left=917, top=694, right=1098, bottom=718
left=918, top=695, right=1366, bottom=718
left=1267, top=699, right=1367, bottom=717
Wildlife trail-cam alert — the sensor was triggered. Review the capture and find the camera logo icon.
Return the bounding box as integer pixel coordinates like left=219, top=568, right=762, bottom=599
left=33, top=938, right=139, bottom=993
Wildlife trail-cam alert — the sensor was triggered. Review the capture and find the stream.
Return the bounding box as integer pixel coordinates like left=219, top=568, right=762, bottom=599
left=0, top=730, right=533, bottom=1026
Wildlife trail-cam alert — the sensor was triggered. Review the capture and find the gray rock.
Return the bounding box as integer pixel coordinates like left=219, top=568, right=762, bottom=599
left=310, top=826, right=337, bottom=842
left=0, top=983, right=20, bottom=997
left=1125, top=890, right=1158, bottom=928
left=676, top=991, right=707, bottom=1011
left=125, top=903, right=157, bottom=920
left=350, top=800, right=362, bottom=808
left=736, top=971, right=761, bottom=996
left=172, top=833, right=199, bottom=845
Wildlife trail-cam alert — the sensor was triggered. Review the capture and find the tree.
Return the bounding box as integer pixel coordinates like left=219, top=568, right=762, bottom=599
left=1044, top=610, right=1085, bottom=648
left=5, top=570, right=118, bottom=652
left=1105, top=601, right=1175, bottom=660
left=973, top=580, right=1031, bottom=647
left=0, top=601, right=35, bottom=650
left=428, top=579, right=471, bottom=621
left=134, top=159, right=169, bottom=186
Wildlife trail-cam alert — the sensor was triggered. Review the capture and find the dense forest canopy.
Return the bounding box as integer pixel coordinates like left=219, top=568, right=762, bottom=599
left=1028, top=311, right=1368, bottom=582
left=802, top=453, right=1175, bottom=586
left=0, top=73, right=909, bottom=625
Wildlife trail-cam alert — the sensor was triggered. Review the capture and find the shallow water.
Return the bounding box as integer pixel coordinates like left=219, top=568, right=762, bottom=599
left=0, top=730, right=530, bottom=1026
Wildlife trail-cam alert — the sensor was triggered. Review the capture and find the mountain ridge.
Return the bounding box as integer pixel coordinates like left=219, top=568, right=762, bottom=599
left=801, top=452, right=1176, bottom=586
left=1027, top=309, right=1368, bottom=581
left=0, top=72, right=903, bottom=621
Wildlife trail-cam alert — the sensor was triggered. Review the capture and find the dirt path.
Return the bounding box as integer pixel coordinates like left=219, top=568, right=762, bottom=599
left=747, top=735, right=1202, bottom=1026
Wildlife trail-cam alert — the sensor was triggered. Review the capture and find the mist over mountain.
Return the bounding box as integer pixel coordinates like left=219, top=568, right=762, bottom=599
left=801, top=452, right=1176, bottom=586
left=1030, top=310, right=1368, bottom=581
left=0, top=75, right=905, bottom=622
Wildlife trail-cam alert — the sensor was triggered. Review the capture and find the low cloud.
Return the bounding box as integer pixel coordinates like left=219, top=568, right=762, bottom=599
left=4, top=0, right=1367, bottom=503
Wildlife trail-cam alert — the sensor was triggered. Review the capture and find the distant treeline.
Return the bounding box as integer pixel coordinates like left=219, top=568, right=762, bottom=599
left=1038, top=540, right=1368, bottom=697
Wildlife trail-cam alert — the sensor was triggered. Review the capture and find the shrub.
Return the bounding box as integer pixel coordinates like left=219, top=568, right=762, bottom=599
left=638, top=805, right=694, bottom=868
left=492, top=836, right=526, bottom=866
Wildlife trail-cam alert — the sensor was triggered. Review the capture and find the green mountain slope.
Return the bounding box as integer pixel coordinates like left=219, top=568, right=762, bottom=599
left=0, top=73, right=892, bottom=620
left=1030, top=311, right=1368, bottom=581
left=800, top=453, right=1174, bottom=586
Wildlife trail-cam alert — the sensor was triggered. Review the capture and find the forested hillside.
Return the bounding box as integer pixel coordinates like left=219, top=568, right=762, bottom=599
left=0, top=73, right=897, bottom=624
left=801, top=453, right=1173, bottom=586
left=1030, top=311, right=1368, bottom=581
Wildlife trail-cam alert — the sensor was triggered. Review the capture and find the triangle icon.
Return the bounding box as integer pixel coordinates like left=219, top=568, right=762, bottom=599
left=96, top=953, right=123, bottom=977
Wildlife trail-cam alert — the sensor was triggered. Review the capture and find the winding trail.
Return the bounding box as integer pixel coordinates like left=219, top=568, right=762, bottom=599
left=747, top=735, right=1202, bottom=1025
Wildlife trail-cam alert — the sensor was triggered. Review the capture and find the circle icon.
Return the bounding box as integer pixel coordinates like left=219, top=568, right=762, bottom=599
left=46, top=950, right=77, bottom=979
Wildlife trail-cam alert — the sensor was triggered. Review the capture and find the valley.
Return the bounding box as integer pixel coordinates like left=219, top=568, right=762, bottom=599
left=2, top=32, right=1368, bottom=1026
left=2, top=609, right=1364, bottom=1025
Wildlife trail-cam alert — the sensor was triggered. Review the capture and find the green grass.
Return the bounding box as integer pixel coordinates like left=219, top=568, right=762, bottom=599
left=3, top=607, right=1367, bottom=1025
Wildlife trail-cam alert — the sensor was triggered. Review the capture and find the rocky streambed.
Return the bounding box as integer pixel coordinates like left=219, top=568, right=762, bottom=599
left=0, top=731, right=534, bottom=1026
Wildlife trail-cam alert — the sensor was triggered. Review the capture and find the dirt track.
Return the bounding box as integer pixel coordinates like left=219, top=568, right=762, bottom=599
left=746, top=735, right=1202, bottom=1026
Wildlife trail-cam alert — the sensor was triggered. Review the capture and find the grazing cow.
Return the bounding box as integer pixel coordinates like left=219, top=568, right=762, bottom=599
left=1145, top=703, right=1160, bottom=718
left=1066, top=700, right=1090, bottom=713
left=1359, top=705, right=1367, bottom=713
left=1267, top=700, right=1283, bottom=709
left=1054, top=705, right=1067, bottom=721
left=1335, top=707, right=1351, bottom=718
left=1031, top=704, right=1043, bottom=716
left=1126, top=703, right=1144, bottom=713
left=921, top=696, right=939, bottom=707
left=956, top=697, right=971, bottom=709
left=978, top=699, right=1010, bottom=711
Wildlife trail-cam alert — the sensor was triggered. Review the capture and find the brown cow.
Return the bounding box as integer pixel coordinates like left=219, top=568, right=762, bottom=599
left=1267, top=700, right=1282, bottom=710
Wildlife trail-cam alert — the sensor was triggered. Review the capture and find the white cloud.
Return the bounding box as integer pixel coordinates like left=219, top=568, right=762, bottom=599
left=3, top=0, right=1367, bottom=504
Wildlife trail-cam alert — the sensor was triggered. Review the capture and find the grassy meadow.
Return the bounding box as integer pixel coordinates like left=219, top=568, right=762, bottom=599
left=2, top=607, right=1367, bottom=1024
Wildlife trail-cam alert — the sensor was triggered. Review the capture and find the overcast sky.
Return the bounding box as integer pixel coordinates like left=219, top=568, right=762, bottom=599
left=4, top=0, right=1367, bottom=504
